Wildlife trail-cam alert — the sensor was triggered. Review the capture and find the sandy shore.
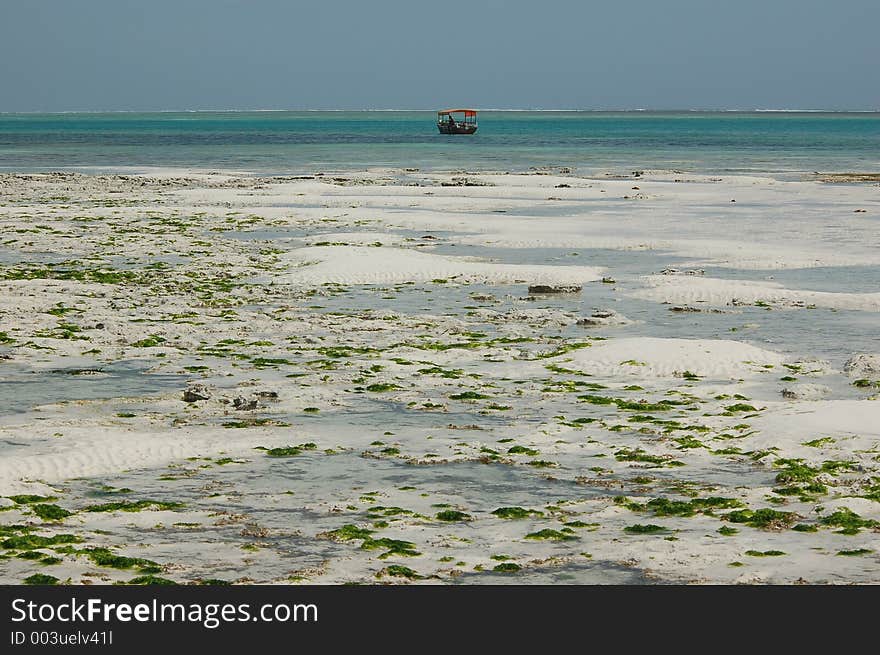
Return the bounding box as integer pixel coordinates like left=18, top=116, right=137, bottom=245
left=1, top=169, right=878, bottom=584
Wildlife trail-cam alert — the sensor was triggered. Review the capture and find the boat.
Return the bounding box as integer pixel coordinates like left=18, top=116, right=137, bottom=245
left=437, top=109, right=478, bottom=134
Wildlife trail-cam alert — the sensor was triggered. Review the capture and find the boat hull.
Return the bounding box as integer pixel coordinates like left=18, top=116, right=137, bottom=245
left=437, top=123, right=477, bottom=135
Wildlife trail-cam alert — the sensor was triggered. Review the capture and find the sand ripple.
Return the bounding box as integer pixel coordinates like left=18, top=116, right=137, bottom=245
left=559, top=337, right=784, bottom=378
left=278, top=245, right=604, bottom=287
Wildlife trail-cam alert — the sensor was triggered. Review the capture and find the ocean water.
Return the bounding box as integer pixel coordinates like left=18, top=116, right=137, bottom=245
left=1, top=111, right=879, bottom=176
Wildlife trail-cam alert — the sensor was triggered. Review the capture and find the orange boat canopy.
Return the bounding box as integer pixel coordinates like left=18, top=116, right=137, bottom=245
left=438, top=109, right=477, bottom=117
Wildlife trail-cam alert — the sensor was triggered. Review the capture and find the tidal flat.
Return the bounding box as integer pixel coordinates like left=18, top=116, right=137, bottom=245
left=1, top=169, right=878, bottom=584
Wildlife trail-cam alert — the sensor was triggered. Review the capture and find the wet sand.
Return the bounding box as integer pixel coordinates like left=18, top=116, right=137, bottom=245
left=1, top=169, right=878, bottom=584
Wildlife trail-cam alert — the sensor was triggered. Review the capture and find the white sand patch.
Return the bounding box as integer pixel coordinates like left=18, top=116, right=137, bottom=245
left=276, top=246, right=604, bottom=287
left=630, top=276, right=880, bottom=312
left=0, top=422, right=304, bottom=494
left=743, top=400, right=880, bottom=459
left=750, top=400, right=880, bottom=439
left=555, top=337, right=784, bottom=379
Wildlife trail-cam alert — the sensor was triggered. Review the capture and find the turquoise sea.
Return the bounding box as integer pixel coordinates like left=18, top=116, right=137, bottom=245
left=1, top=111, right=879, bottom=176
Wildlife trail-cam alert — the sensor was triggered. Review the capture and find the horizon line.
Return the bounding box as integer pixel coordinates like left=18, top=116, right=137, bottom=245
left=2, top=107, right=880, bottom=115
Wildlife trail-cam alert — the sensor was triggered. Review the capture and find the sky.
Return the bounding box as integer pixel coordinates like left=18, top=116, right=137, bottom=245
left=1, top=0, right=878, bottom=112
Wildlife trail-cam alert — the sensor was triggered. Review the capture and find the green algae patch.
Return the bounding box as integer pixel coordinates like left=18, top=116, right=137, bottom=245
left=378, top=565, right=421, bottom=579
left=131, top=334, right=166, bottom=348
left=31, top=504, right=72, bottom=521
left=24, top=574, right=59, bottom=585
left=435, top=510, right=472, bottom=522
left=492, top=507, right=544, bottom=519
left=366, top=506, right=416, bottom=518
left=83, top=500, right=183, bottom=513
left=35, top=322, right=89, bottom=341
left=819, top=508, right=878, bottom=535
left=365, top=383, right=401, bottom=392
left=803, top=437, right=835, bottom=448
left=564, top=521, right=599, bottom=530
left=624, top=524, right=671, bottom=534
left=320, top=524, right=374, bottom=541
left=127, top=575, right=176, bottom=585
left=1, top=264, right=143, bottom=286
left=836, top=549, right=873, bottom=557
left=84, top=548, right=162, bottom=573
left=579, top=394, right=682, bottom=412
left=8, top=495, right=57, bottom=505
left=527, top=460, right=557, bottom=468
left=578, top=394, right=614, bottom=406
left=745, top=550, right=786, bottom=557
left=618, top=496, right=743, bottom=518
left=615, top=448, right=684, bottom=468
left=223, top=418, right=291, bottom=429
left=2, top=534, right=81, bottom=550
left=615, top=399, right=679, bottom=411
left=493, top=562, right=522, bottom=573
left=724, top=404, right=759, bottom=414
left=724, top=508, right=797, bottom=530
left=317, top=346, right=380, bottom=359
left=361, top=538, right=420, bottom=558
left=251, top=357, right=295, bottom=368
left=507, top=446, right=539, bottom=456
left=774, top=459, right=842, bottom=485
left=410, top=340, right=482, bottom=352
left=38, top=556, right=63, bottom=565
left=450, top=391, right=490, bottom=401
left=264, top=443, right=318, bottom=457
left=418, top=366, right=464, bottom=379
left=861, top=483, right=880, bottom=503
left=17, top=551, right=50, bottom=561
left=524, top=529, right=578, bottom=542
